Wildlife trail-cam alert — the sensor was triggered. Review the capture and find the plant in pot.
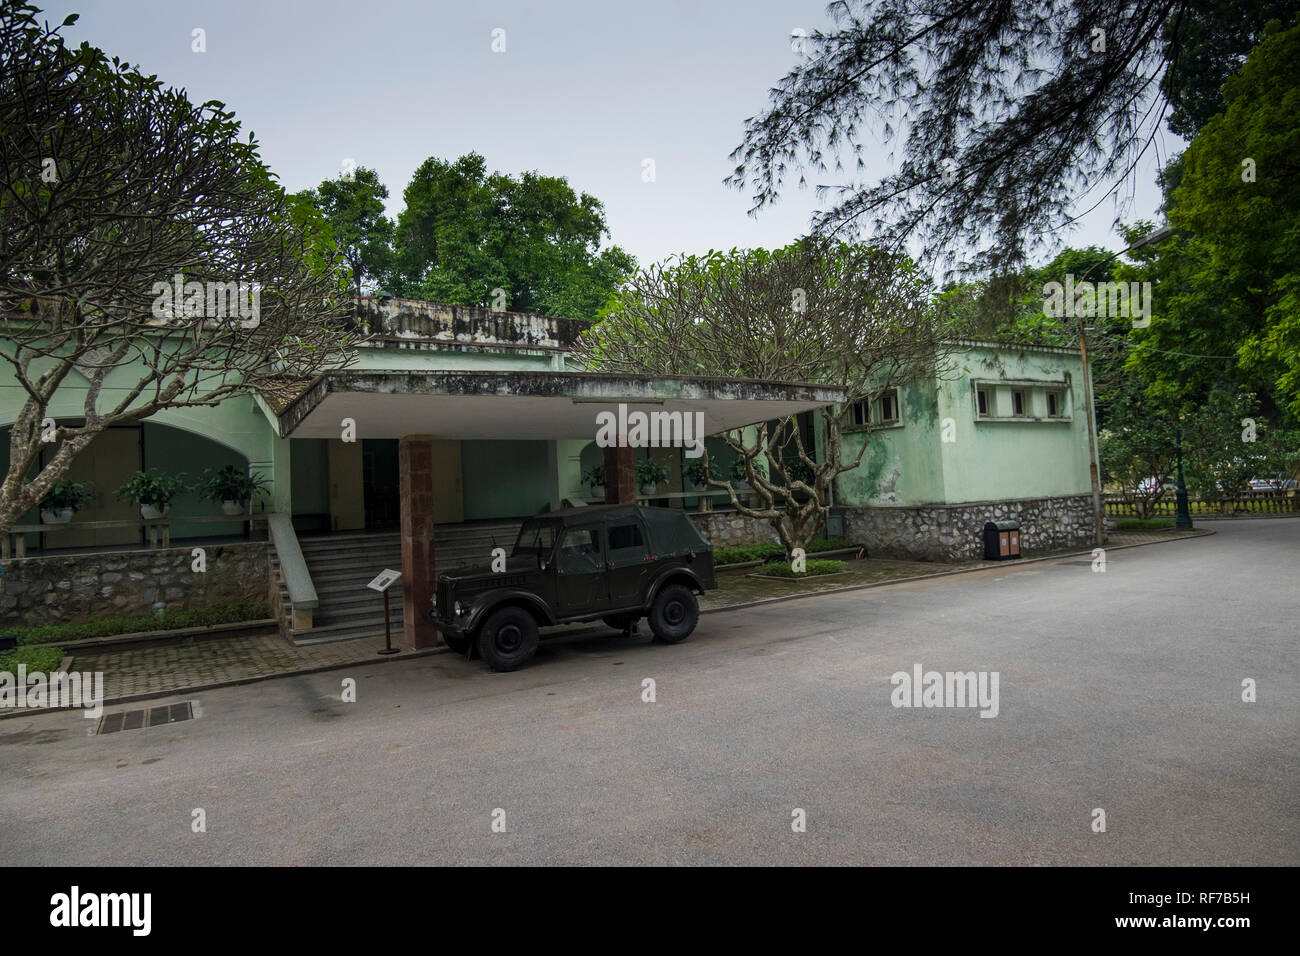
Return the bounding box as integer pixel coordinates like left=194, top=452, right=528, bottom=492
left=728, top=456, right=751, bottom=489
left=117, top=470, right=188, bottom=520
left=635, top=458, right=670, bottom=497
left=39, top=479, right=94, bottom=524
left=682, top=456, right=717, bottom=492
left=199, top=465, right=269, bottom=516
left=581, top=465, right=605, bottom=499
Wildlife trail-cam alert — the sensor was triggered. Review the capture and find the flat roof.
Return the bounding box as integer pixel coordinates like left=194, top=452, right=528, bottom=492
left=273, top=369, right=845, bottom=441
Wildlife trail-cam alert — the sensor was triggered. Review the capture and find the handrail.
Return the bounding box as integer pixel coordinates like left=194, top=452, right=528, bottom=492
left=266, top=513, right=318, bottom=612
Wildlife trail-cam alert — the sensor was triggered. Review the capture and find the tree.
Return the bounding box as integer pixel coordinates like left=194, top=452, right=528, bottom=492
left=727, top=0, right=1299, bottom=275
left=573, top=239, right=948, bottom=553
left=391, top=152, right=635, bottom=318
left=293, top=166, right=394, bottom=299
left=0, top=1, right=356, bottom=534
left=1127, top=18, right=1300, bottom=423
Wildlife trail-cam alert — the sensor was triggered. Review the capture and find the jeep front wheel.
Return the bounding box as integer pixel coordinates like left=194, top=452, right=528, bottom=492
left=648, top=585, right=698, bottom=644
left=477, top=606, right=540, bottom=672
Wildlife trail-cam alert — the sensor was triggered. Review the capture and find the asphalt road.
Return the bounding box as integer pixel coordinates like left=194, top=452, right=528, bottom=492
left=2, top=518, right=1296, bottom=865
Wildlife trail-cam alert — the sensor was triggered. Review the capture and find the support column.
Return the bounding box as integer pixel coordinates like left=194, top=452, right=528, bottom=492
left=399, top=434, right=438, bottom=649
left=604, top=445, right=635, bottom=504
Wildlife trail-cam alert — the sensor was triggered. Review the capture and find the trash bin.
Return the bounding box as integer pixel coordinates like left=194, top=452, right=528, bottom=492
left=982, top=520, right=1021, bottom=560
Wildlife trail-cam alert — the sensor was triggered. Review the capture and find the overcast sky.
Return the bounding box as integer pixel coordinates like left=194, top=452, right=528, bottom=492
left=38, top=0, right=1179, bottom=272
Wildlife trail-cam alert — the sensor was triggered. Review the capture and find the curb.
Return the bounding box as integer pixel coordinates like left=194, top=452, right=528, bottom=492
left=27, top=618, right=279, bottom=653
left=0, top=529, right=1214, bottom=721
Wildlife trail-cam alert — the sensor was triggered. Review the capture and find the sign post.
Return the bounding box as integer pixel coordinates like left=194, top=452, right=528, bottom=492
left=366, top=569, right=402, bottom=655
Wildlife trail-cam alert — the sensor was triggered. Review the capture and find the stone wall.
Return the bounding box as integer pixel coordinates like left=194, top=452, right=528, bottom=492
left=689, top=510, right=779, bottom=548
left=0, top=542, right=269, bottom=628
left=841, top=494, right=1093, bottom=561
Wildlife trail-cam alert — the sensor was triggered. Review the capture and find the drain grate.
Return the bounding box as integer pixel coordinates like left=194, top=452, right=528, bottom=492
left=97, top=701, right=194, bottom=736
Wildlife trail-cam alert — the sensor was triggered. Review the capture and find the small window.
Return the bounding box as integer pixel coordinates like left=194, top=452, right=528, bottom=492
left=557, top=527, right=602, bottom=574
left=851, top=400, right=870, bottom=427
left=976, top=389, right=989, bottom=417
left=877, top=389, right=899, bottom=424
left=1046, top=392, right=1059, bottom=417
left=607, top=523, right=650, bottom=568
left=1012, top=390, right=1025, bottom=416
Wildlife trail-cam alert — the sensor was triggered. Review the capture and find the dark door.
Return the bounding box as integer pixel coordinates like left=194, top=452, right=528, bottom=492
left=554, top=524, right=609, bottom=615
left=605, top=517, right=653, bottom=609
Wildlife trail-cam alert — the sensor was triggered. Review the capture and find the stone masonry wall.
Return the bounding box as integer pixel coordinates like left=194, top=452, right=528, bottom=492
left=689, top=510, right=780, bottom=548
left=842, top=494, right=1093, bottom=561
left=0, top=542, right=269, bottom=628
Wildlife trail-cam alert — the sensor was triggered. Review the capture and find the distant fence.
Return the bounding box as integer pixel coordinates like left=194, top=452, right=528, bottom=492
left=1105, top=491, right=1300, bottom=518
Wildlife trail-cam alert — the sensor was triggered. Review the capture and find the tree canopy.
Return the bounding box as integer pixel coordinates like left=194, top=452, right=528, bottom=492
left=387, top=152, right=635, bottom=318
left=0, top=0, right=356, bottom=533
left=728, top=0, right=1300, bottom=275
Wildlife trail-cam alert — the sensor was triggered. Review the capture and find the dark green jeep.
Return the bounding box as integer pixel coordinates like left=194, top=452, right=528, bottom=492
left=427, top=504, right=717, bottom=671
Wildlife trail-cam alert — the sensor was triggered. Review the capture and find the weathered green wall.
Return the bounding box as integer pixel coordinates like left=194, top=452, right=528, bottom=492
left=461, top=440, right=550, bottom=519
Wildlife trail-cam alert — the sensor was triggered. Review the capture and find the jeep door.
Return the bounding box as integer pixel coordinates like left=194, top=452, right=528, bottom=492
left=605, top=515, right=654, bottom=609
left=554, top=523, right=610, bottom=616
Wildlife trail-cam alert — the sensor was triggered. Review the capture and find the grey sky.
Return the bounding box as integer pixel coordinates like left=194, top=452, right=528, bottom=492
left=38, top=0, right=1178, bottom=272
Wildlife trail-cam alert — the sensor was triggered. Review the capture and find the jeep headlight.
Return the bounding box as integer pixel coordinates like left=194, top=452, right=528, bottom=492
left=454, top=601, right=465, bottom=617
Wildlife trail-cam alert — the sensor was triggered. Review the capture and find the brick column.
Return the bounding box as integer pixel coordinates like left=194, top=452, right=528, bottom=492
left=399, top=434, right=438, bottom=649
left=604, top=445, right=635, bottom=504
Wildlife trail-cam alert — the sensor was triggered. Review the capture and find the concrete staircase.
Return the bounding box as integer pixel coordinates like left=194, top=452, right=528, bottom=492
left=273, top=520, right=523, bottom=645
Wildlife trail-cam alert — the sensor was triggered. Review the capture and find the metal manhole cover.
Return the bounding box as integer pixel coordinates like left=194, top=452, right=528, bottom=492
left=97, top=701, right=194, bottom=736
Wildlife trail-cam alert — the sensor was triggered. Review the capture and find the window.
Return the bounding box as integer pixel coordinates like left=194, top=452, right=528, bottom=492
left=877, top=389, right=899, bottom=424
left=1011, top=390, right=1025, bottom=416
left=851, top=400, right=870, bottom=427
left=976, top=389, right=989, bottom=417
left=557, top=526, right=602, bottom=574
left=1046, top=392, right=1060, bottom=417
left=607, top=522, right=650, bottom=568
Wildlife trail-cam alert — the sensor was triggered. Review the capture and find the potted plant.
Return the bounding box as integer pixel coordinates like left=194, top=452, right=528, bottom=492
left=117, top=470, right=188, bottom=519
left=728, top=456, right=751, bottom=489
left=581, top=465, right=605, bottom=499
left=636, top=458, right=670, bottom=497
left=199, top=465, right=269, bottom=515
left=39, top=479, right=93, bottom=524
left=682, top=456, right=717, bottom=492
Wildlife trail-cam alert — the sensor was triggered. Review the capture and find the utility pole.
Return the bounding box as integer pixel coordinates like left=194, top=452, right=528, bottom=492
left=1075, top=224, right=1172, bottom=549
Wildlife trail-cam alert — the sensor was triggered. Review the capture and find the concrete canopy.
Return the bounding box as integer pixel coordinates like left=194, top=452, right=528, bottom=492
left=274, top=370, right=845, bottom=440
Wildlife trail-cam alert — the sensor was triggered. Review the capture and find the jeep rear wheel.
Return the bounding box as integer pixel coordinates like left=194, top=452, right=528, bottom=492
left=648, top=584, right=698, bottom=644
left=477, top=606, right=539, bottom=672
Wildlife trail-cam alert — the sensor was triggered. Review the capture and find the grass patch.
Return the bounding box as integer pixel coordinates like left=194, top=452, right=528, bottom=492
left=753, top=559, right=847, bottom=578
left=715, top=538, right=853, bottom=567
left=1, top=599, right=270, bottom=647
left=1114, top=518, right=1175, bottom=530
left=0, top=644, right=65, bottom=673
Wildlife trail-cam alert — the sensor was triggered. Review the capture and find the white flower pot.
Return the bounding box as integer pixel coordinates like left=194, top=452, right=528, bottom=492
left=691, top=481, right=708, bottom=492
left=221, top=500, right=245, bottom=516
left=140, top=503, right=170, bottom=520
left=40, top=508, right=74, bottom=524
left=640, top=483, right=657, bottom=497
left=590, top=485, right=605, bottom=499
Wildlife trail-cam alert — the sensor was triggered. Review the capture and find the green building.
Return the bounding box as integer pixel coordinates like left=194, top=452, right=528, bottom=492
left=0, top=298, right=1096, bottom=645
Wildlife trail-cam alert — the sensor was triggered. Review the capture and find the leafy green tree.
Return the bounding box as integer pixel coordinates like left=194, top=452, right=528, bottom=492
left=293, top=166, right=394, bottom=299
left=1128, top=18, right=1300, bottom=423
left=391, top=152, right=634, bottom=318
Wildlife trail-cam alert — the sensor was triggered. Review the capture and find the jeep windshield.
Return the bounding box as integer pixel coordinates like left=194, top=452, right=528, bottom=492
left=512, top=518, right=559, bottom=558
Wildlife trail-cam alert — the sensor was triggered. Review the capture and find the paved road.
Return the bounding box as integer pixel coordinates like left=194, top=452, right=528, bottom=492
left=2, top=519, right=1296, bottom=865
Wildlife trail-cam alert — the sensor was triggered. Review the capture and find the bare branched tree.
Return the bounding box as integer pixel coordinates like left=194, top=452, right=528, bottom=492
left=0, top=1, right=358, bottom=533
left=574, top=239, right=950, bottom=553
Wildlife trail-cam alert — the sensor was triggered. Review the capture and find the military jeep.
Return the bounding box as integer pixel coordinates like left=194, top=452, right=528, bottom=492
left=427, top=504, right=716, bottom=671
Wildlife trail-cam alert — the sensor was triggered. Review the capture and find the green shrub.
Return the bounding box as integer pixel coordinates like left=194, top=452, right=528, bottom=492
left=1, top=599, right=270, bottom=646
left=0, top=645, right=65, bottom=673
left=754, top=559, right=846, bottom=578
